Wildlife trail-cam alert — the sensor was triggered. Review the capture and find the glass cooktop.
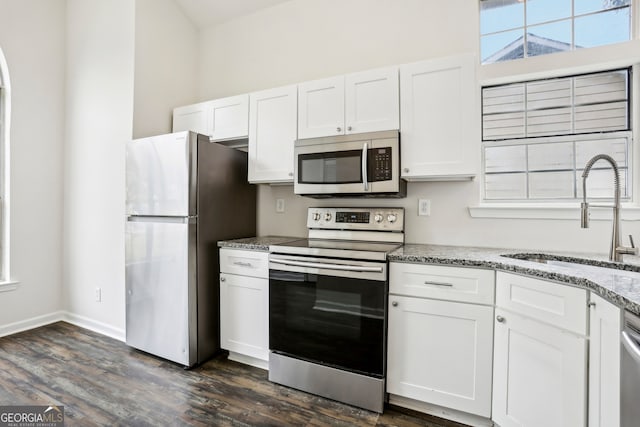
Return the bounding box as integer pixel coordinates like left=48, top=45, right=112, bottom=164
left=269, top=238, right=402, bottom=261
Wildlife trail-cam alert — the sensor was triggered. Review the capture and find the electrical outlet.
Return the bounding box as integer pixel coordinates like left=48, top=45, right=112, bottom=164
left=418, top=199, right=431, bottom=216
left=95, top=287, right=102, bottom=302
left=276, top=199, right=285, bottom=213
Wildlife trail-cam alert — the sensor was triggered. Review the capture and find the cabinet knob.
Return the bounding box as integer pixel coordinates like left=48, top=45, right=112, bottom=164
left=336, top=127, right=342, bottom=132
left=288, top=172, right=293, bottom=177
left=347, top=126, right=352, bottom=131
left=220, top=277, right=226, bottom=282
left=403, top=168, right=409, bottom=173
left=588, top=301, right=596, bottom=308
left=496, top=315, right=505, bottom=323
left=391, top=301, right=398, bottom=307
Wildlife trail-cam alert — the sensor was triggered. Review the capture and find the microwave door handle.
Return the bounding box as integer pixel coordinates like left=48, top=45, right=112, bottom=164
left=362, top=142, right=369, bottom=191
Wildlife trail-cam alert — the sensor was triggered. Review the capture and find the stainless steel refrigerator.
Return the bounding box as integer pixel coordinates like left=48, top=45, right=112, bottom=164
left=125, top=131, right=256, bottom=367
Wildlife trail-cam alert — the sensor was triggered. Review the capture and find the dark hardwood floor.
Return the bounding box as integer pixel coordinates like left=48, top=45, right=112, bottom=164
left=0, top=322, right=468, bottom=426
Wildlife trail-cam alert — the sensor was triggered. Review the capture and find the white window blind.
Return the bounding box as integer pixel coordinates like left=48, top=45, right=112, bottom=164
left=482, top=69, right=631, bottom=201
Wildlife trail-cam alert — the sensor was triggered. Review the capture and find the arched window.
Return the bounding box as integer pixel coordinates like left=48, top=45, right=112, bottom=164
left=0, top=47, right=11, bottom=283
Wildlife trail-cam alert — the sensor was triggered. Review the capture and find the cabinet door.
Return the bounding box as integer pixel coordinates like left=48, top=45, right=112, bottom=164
left=400, top=54, right=478, bottom=180
left=248, top=85, right=298, bottom=183
left=589, top=293, right=621, bottom=427
left=208, top=94, right=249, bottom=141
left=219, top=273, right=269, bottom=361
left=492, top=308, right=587, bottom=427
left=172, top=102, right=209, bottom=135
left=298, top=76, right=345, bottom=139
left=345, top=66, right=399, bottom=134
left=387, top=296, right=494, bottom=417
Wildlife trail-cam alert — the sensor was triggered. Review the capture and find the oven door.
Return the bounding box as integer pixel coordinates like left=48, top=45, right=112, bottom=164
left=269, top=254, right=387, bottom=377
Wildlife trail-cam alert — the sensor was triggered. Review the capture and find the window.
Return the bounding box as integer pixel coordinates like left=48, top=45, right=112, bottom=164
left=0, top=47, right=10, bottom=282
left=481, top=68, right=632, bottom=202
left=480, top=0, right=632, bottom=64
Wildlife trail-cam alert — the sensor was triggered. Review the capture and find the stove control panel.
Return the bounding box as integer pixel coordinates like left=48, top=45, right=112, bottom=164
left=307, top=207, right=404, bottom=232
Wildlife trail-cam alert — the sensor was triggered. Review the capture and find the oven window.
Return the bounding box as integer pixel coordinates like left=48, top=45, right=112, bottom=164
left=269, top=270, right=385, bottom=377
left=298, top=150, right=362, bottom=184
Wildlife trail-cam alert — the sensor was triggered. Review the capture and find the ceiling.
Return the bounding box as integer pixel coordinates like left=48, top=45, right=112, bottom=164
left=174, top=0, right=292, bottom=29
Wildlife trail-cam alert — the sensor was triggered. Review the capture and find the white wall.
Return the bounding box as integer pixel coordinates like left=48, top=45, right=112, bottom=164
left=0, top=0, right=66, bottom=329
left=133, top=0, right=199, bottom=138
left=200, top=0, right=640, bottom=254
left=63, top=0, right=135, bottom=336
left=198, top=0, right=477, bottom=99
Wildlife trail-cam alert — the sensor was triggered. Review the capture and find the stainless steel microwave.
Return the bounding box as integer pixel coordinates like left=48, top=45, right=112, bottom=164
left=294, top=130, right=406, bottom=198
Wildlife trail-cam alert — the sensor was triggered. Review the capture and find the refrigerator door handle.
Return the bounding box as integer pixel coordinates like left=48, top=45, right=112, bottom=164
left=126, top=216, right=196, bottom=224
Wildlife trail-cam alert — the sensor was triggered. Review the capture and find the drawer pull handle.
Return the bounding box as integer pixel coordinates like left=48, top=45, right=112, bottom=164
left=425, top=281, right=454, bottom=287
left=496, top=315, right=505, bottom=323
left=233, top=261, right=253, bottom=267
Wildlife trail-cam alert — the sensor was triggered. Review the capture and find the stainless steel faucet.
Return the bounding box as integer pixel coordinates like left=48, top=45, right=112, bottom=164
left=581, top=154, right=637, bottom=262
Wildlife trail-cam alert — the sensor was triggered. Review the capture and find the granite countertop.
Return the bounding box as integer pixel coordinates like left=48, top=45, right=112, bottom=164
left=390, top=244, right=640, bottom=316
left=218, top=237, right=640, bottom=315
left=218, top=236, right=301, bottom=251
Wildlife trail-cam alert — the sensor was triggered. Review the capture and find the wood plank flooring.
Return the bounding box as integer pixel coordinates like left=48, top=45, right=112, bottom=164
left=0, top=322, right=468, bottom=426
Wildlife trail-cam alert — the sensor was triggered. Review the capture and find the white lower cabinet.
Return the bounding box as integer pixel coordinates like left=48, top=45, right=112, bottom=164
left=492, top=272, right=588, bottom=427
left=387, top=263, right=495, bottom=421
left=387, top=296, right=494, bottom=416
left=219, top=249, right=269, bottom=368
left=588, top=293, right=621, bottom=427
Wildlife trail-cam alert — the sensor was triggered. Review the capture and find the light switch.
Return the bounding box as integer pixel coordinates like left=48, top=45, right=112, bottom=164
left=276, top=199, right=285, bottom=213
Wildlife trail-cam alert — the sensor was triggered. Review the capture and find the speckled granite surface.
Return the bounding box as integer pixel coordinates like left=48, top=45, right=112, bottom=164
left=390, top=244, right=640, bottom=316
left=218, top=236, right=300, bottom=251
left=218, top=238, right=640, bottom=315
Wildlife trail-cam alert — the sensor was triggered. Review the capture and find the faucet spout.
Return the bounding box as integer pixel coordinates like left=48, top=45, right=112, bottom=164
left=581, top=154, right=623, bottom=261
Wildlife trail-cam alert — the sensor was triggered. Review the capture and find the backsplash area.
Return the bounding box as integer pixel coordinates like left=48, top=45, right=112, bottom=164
left=257, top=181, right=640, bottom=254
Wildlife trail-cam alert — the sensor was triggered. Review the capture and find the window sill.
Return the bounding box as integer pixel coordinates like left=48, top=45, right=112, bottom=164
left=0, top=280, right=19, bottom=293
left=468, top=203, right=640, bottom=221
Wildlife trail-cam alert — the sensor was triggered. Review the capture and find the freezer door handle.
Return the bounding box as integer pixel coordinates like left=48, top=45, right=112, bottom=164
left=126, top=216, right=196, bottom=224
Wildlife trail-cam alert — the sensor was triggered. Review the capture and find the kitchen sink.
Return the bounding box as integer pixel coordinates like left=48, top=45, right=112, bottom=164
left=501, top=253, right=640, bottom=273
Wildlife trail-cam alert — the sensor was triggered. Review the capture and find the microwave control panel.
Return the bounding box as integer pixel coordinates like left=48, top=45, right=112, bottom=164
left=370, top=147, right=392, bottom=181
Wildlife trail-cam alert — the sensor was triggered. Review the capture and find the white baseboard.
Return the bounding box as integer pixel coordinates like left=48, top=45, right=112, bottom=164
left=0, top=311, right=65, bottom=338
left=62, top=311, right=125, bottom=342
left=228, top=351, right=269, bottom=370
left=388, top=394, right=494, bottom=427
left=0, top=311, right=125, bottom=342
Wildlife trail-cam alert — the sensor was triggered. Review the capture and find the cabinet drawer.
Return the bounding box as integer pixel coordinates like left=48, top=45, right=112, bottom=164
left=219, top=248, right=269, bottom=278
left=390, top=263, right=495, bottom=304
left=496, top=272, right=587, bottom=335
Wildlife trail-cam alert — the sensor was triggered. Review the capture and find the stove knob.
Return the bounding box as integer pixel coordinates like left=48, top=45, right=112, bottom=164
left=374, top=213, right=384, bottom=223
left=312, top=212, right=321, bottom=221
left=324, top=212, right=332, bottom=222
left=387, top=213, right=398, bottom=223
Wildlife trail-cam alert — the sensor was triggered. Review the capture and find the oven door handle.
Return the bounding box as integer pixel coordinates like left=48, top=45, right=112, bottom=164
left=362, top=142, right=369, bottom=192
left=270, top=258, right=383, bottom=273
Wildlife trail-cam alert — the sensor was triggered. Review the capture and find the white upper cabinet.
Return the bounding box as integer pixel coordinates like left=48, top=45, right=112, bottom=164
left=207, top=94, right=249, bottom=141
left=172, top=102, right=209, bottom=135
left=400, top=54, right=478, bottom=180
left=298, top=76, right=345, bottom=139
left=248, top=84, right=298, bottom=183
left=345, top=67, right=399, bottom=135
left=172, top=94, right=249, bottom=141
left=298, top=66, right=399, bottom=139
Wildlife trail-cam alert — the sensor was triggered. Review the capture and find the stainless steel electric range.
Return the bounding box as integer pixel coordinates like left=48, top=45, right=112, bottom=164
left=268, top=207, right=405, bottom=413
